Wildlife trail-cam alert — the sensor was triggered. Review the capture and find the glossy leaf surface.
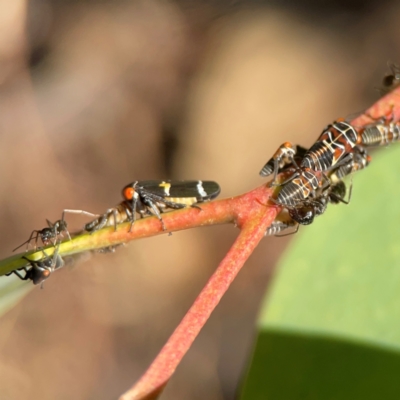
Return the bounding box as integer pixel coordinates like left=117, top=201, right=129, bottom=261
left=241, top=146, right=400, bottom=399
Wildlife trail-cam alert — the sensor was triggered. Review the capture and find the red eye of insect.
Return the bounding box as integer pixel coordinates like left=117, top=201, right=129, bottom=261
left=123, top=187, right=135, bottom=200
left=44, top=270, right=51, bottom=277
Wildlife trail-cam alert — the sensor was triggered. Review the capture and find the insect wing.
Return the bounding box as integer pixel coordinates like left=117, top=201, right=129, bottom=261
left=134, top=180, right=221, bottom=202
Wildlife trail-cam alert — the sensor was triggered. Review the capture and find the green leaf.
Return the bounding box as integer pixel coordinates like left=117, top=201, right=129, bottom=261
left=241, top=146, right=400, bottom=399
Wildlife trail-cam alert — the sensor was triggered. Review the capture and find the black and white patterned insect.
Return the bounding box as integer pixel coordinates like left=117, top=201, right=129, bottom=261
left=272, top=167, right=324, bottom=207
left=266, top=143, right=371, bottom=236
left=85, top=180, right=221, bottom=232
left=261, top=120, right=360, bottom=188
left=360, top=110, right=400, bottom=148
left=300, top=120, right=360, bottom=172
left=283, top=146, right=371, bottom=226
left=265, top=219, right=299, bottom=236
left=260, top=120, right=361, bottom=209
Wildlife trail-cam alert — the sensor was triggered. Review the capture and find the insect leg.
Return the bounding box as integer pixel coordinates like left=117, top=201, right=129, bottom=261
left=12, top=230, right=40, bottom=252
left=128, top=194, right=139, bottom=232
left=274, top=224, right=299, bottom=237
left=141, top=197, right=166, bottom=230
left=330, top=178, right=353, bottom=205
left=6, top=268, right=30, bottom=281
left=272, top=170, right=300, bottom=187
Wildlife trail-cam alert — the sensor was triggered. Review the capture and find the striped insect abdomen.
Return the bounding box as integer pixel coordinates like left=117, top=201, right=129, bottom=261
left=301, top=121, right=359, bottom=171
left=265, top=219, right=297, bottom=236
left=361, top=122, right=400, bottom=147
left=275, top=169, right=320, bottom=207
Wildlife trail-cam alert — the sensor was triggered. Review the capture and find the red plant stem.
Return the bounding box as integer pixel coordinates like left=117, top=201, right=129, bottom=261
left=118, top=85, right=400, bottom=400
left=351, top=85, right=400, bottom=126
left=119, top=185, right=279, bottom=400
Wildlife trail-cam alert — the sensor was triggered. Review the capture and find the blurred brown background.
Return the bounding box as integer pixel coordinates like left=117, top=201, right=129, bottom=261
left=0, top=0, right=397, bottom=399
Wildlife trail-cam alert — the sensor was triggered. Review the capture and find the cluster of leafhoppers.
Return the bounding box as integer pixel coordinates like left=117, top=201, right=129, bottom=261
left=8, top=180, right=221, bottom=286
left=263, top=63, right=400, bottom=236
left=7, top=63, right=400, bottom=284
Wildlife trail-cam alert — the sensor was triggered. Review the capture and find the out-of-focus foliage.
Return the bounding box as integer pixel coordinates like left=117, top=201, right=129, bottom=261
left=241, top=145, right=400, bottom=399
